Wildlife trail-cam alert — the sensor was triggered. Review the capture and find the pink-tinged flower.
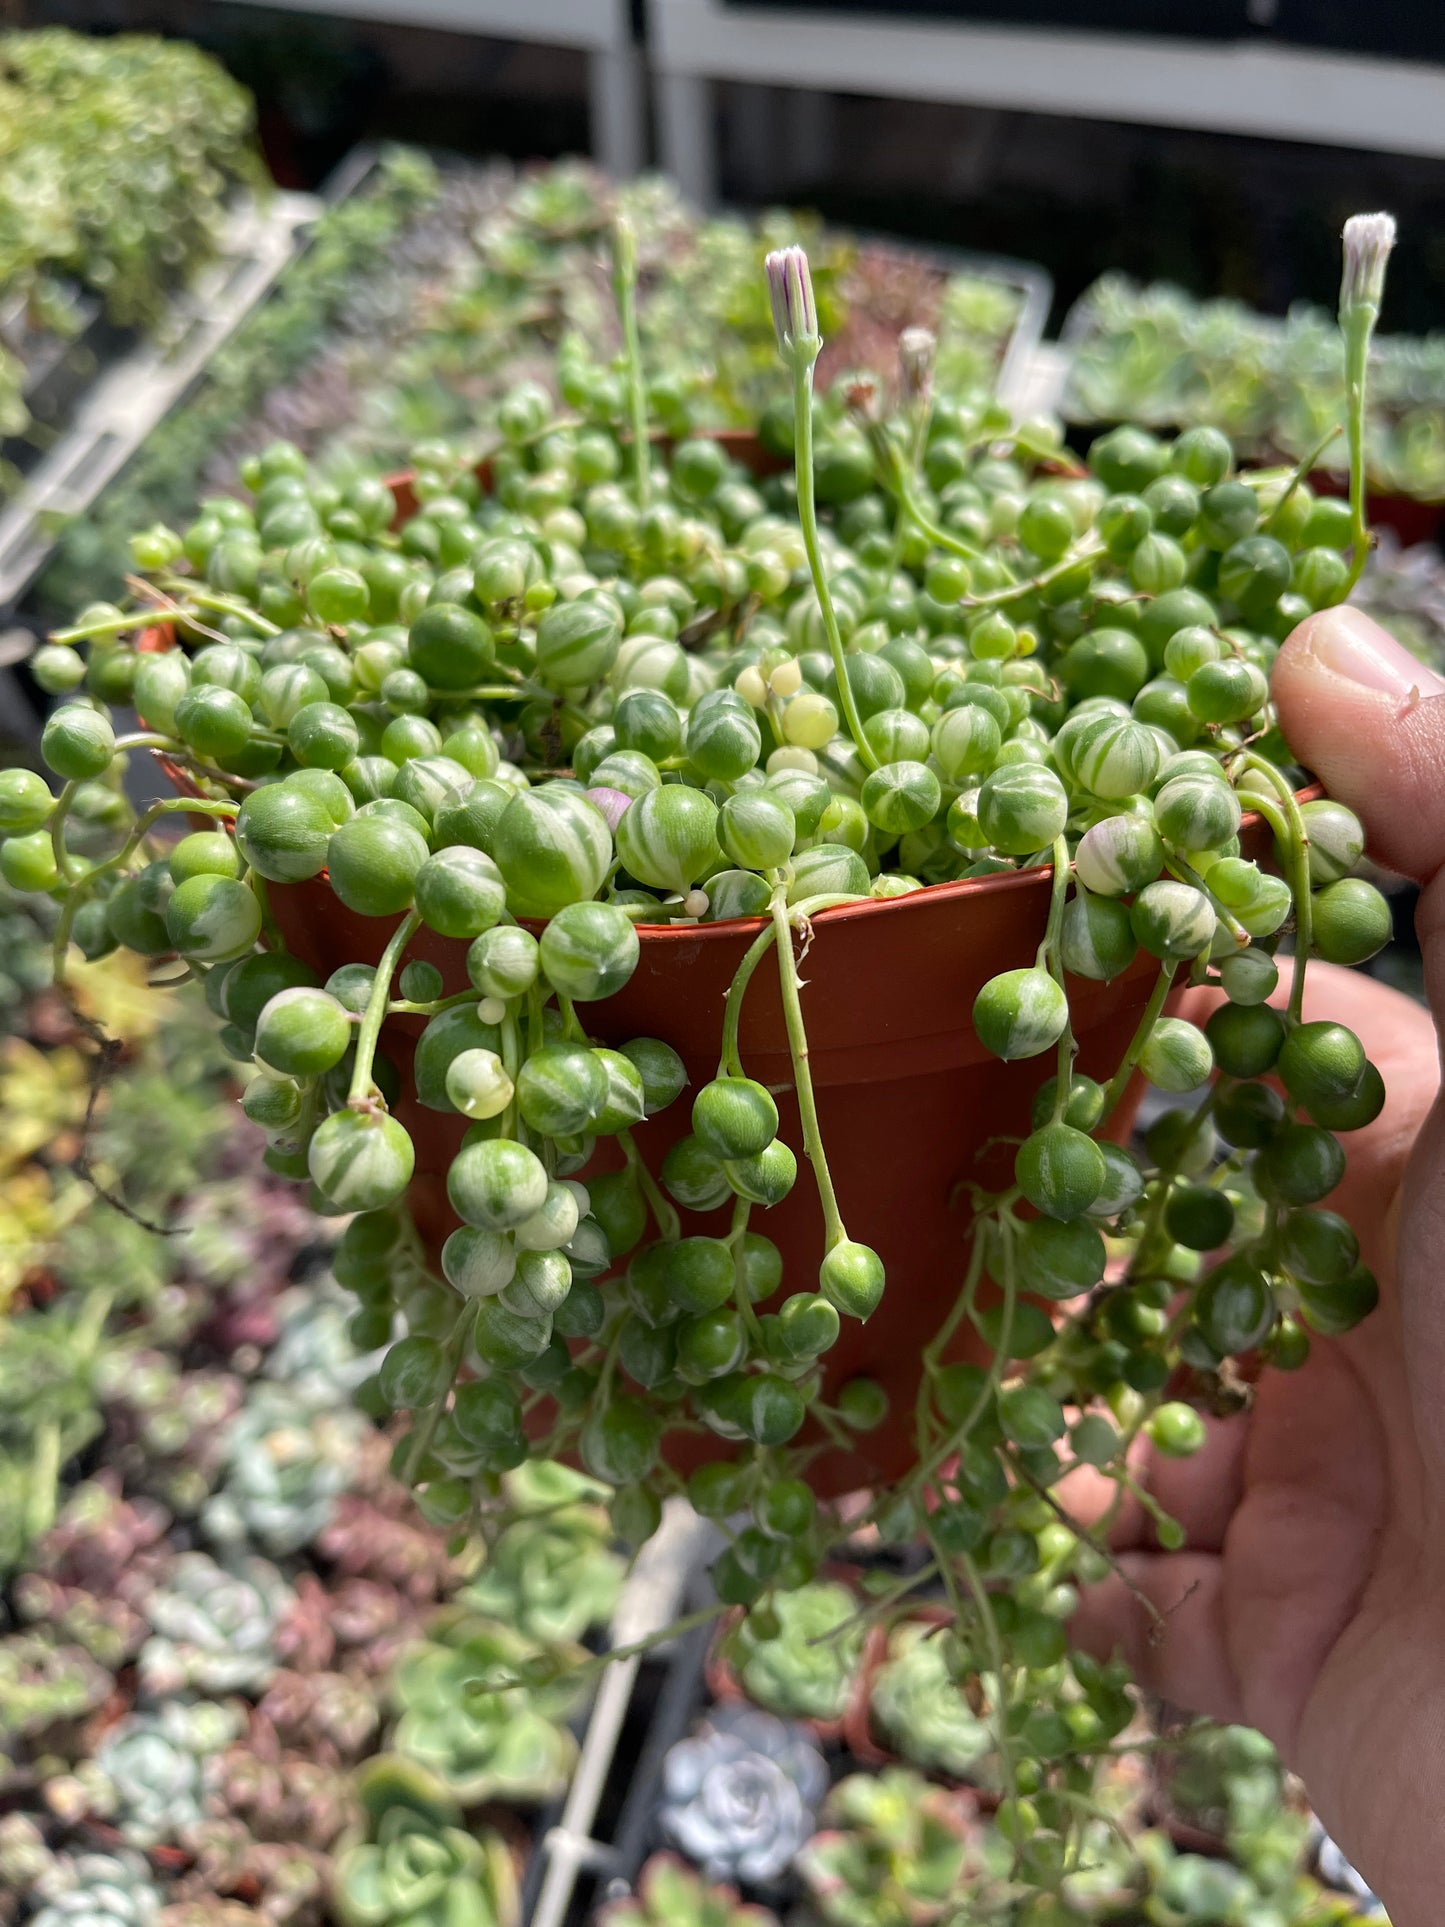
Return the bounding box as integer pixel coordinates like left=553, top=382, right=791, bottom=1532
left=765, top=246, right=818, bottom=352
left=898, top=326, right=936, bottom=404
left=1341, top=212, right=1396, bottom=316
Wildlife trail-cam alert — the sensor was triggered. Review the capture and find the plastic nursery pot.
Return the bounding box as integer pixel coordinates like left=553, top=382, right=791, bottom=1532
left=260, top=859, right=1163, bottom=1498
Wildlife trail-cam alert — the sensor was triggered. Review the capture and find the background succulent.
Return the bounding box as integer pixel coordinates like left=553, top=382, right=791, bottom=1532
left=92, top=1700, right=242, bottom=1848
left=12, top=1481, right=168, bottom=1670
left=260, top=1279, right=386, bottom=1411
left=97, top=1357, right=243, bottom=1520
left=202, top=1382, right=364, bottom=1558
left=386, top=1612, right=580, bottom=1807
left=723, top=1581, right=863, bottom=1725
left=207, top=1715, right=357, bottom=1851
left=658, top=1704, right=828, bottom=1887
left=332, top=1790, right=519, bottom=1927
left=0, top=1810, right=55, bottom=1915
left=794, top=1769, right=976, bottom=1927
left=137, top=1550, right=293, bottom=1699
left=258, top=1667, right=382, bottom=1764
left=867, top=1622, right=994, bottom=1783
left=316, top=1434, right=463, bottom=1604
left=0, top=1632, right=110, bottom=1783
left=27, top=1849, right=165, bottom=1927
left=598, top=1853, right=781, bottom=1927
left=460, top=1507, right=622, bottom=1646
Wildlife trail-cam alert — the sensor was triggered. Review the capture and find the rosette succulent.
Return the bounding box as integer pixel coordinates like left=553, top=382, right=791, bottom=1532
left=724, top=1580, right=863, bottom=1724
left=0, top=1811, right=53, bottom=1901
left=203, top=1381, right=365, bottom=1556
left=1132, top=1828, right=1373, bottom=1927
left=263, top=1277, right=386, bottom=1407
left=794, top=1770, right=976, bottom=1927
left=137, top=1549, right=293, bottom=1697
left=98, top=1354, right=242, bottom=1518
left=13, top=1482, right=168, bottom=1670
left=868, top=1622, right=993, bottom=1781
left=461, top=1506, right=622, bottom=1645
left=28, top=1850, right=164, bottom=1927
left=599, top=1855, right=780, bottom=1927
left=92, top=1699, right=242, bottom=1847
left=334, top=1806, right=518, bottom=1927
left=0, top=1631, right=110, bottom=1766
left=659, top=1704, right=828, bottom=1886
left=387, top=1612, right=580, bottom=1805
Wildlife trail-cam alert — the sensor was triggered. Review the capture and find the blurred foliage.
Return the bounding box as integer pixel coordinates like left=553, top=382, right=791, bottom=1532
left=37, top=154, right=1027, bottom=613
left=0, top=28, right=262, bottom=477
left=35, top=144, right=440, bottom=617
left=1066, top=273, right=1445, bottom=501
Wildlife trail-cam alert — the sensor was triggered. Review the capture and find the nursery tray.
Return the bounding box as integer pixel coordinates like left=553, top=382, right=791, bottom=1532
left=1, top=283, right=115, bottom=480
left=0, top=190, right=321, bottom=620
left=519, top=1501, right=721, bottom=1927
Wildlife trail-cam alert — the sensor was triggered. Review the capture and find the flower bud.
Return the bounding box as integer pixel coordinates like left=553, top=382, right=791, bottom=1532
left=1340, top=211, right=1396, bottom=318
left=898, top=325, right=936, bottom=404
left=764, top=245, right=819, bottom=354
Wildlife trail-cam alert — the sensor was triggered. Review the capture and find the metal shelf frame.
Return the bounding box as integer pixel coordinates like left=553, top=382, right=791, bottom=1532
left=647, top=0, right=1445, bottom=207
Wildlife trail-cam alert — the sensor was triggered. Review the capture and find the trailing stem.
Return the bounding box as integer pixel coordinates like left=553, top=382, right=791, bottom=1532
left=788, top=350, right=879, bottom=772
left=768, top=879, right=846, bottom=1248
left=619, top=1128, right=680, bottom=1243
left=1234, top=752, right=1313, bottom=1021
left=1039, top=835, right=1077, bottom=1118
left=349, top=910, right=422, bottom=1104
left=613, top=215, right=651, bottom=511
left=1098, top=963, right=1177, bottom=1126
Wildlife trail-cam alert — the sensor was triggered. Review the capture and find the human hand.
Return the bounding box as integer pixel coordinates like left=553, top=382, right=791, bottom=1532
left=1072, top=606, right=1445, bottom=1925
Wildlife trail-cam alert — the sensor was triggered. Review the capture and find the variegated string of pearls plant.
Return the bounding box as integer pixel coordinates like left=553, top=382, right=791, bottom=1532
left=0, top=207, right=1401, bottom=1903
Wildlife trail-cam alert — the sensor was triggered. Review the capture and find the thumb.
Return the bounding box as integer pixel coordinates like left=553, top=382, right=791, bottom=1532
left=1273, top=607, right=1445, bottom=1010
left=1272, top=606, right=1445, bottom=884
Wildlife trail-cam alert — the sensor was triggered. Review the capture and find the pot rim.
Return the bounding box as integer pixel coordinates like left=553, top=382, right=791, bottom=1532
left=146, top=724, right=1323, bottom=945
left=152, top=741, right=1321, bottom=945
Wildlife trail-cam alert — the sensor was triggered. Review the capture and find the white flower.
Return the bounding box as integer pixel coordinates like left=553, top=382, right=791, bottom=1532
left=1341, top=211, right=1396, bottom=316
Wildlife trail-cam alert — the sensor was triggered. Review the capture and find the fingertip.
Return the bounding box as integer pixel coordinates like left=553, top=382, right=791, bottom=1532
left=1272, top=607, right=1445, bottom=885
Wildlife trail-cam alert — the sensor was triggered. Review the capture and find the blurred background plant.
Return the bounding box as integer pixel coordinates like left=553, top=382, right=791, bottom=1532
left=0, top=29, right=263, bottom=488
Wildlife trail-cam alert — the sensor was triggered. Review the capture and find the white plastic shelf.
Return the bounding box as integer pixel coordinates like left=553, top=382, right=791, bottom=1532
left=0, top=192, right=320, bottom=618
left=648, top=0, right=1445, bottom=207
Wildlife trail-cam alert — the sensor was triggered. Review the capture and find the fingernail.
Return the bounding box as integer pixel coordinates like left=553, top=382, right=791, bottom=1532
left=1304, top=605, right=1445, bottom=698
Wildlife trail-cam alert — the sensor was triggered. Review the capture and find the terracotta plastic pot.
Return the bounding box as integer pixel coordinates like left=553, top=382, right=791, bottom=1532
left=263, top=863, right=1166, bottom=1496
